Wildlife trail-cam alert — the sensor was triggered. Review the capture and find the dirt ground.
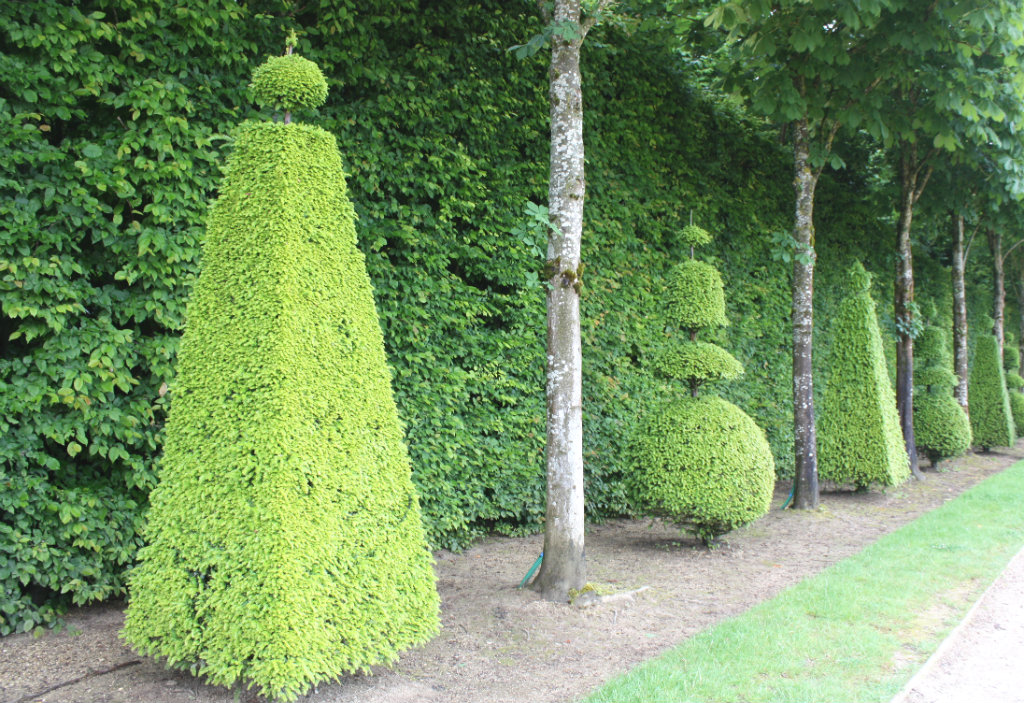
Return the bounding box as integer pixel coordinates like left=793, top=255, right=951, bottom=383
left=3, top=445, right=1023, bottom=703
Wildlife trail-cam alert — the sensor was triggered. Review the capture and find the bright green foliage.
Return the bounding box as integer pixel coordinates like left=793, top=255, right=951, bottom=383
left=912, top=325, right=971, bottom=464
left=1004, top=344, right=1020, bottom=374
left=1002, top=336, right=1024, bottom=428
left=1, top=1, right=803, bottom=630
left=665, top=260, right=729, bottom=331
left=969, top=334, right=1016, bottom=449
left=631, top=396, right=774, bottom=546
left=652, top=341, right=743, bottom=385
left=122, top=59, right=438, bottom=700
left=1006, top=372, right=1024, bottom=391
left=679, top=223, right=712, bottom=248
left=818, top=262, right=909, bottom=488
left=250, top=54, right=328, bottom=113
left=631, top=226, right=774, bottom=545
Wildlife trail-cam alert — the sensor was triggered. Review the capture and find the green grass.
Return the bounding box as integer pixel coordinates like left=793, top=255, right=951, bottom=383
left=585, top=460, right=1024, bottom=703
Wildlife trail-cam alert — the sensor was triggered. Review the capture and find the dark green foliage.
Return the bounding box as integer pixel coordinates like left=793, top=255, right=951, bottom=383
left=1002, top=335, right=1024, bottom=428
left=250, top=54, right=328, bottom=113
left=665, top=260, right=729, bottom=330
left=969, top=334, right=1016, bottom=449
left=631, top=396, right=774, bottom=546
left=1, top=1, right=800, bottom=629
left=1004, top=344, right=1020, bottom=374
left=631, top=227, right=774, bottom=545
left=819, top=262, right=909, bottom=488
left=122, top=67, right=438, bottom=698
left=912, top=325, right=971, bottom=464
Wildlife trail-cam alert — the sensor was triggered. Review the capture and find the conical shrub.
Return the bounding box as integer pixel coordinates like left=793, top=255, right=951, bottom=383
left=631, top=223, right=774, bottom=546
left=122, top=50, right=439, bottom=701
left=912, top=325, right=971, bottom=464
left=818, top=262, right=909, bottom=488
left=969, top=333, right=1016, bottom=449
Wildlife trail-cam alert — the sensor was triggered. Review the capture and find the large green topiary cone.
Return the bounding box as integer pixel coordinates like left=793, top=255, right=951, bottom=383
left=123, top=56, right=438, bottom=703
left=818, top=262, right=909, bottom=488
left=970, top=334, right=1016, bottom=449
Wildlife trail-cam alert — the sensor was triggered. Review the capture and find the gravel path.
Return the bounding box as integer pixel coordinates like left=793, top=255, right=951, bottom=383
left=891, top=546, right=1024, bottom=703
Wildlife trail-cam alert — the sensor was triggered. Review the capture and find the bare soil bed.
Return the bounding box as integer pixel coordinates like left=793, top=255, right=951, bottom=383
left=4, top=445, right=1022, bottom=703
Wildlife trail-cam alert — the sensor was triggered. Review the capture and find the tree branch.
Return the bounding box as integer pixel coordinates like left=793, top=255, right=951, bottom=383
left=965, top=217, right=983, bottom=262
left=1003, top=236, right=1024, bottom=263
left=580, top=0, right=615, bottom=38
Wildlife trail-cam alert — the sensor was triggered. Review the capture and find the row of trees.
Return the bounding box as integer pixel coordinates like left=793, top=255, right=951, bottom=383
left=534, top=0, right=1024, bottom=599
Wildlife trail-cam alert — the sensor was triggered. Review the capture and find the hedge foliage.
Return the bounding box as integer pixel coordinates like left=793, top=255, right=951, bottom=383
left=122, top=56, right=439, bottom=698
left=818, top=262, right=909, bottom=489
left=1, top=0, right=836, bottom=631
left=631, top=227, right=774, bottom=545
left=913, top=325, right=971, bottom=465
left=969, top=334, right=1016, bottom=449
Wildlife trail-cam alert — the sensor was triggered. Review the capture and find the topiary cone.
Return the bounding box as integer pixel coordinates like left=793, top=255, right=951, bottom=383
left=970, top=333, right=1016, bottom=449
left=122, top=50, right=439, bottom=702
left=818, top=261, right=909, bottom=488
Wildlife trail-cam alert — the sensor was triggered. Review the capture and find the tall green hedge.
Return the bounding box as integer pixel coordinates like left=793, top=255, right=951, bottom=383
left=122, top=55, right=438, bottom=699
left=0, top=1, right=800, bottom=631
left=818, top=262, right=909, bottom=488
left=970, top=334, right=1016, bottom=449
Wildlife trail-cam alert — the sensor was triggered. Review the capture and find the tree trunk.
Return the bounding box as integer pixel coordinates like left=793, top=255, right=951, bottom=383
left=790, top=118, right=819, bottom=510
left=989, top=229, right=1005, bottom=359
left=952, top=213, right=969, bottom=415
left=895, top=144, right=922, bottom=479
left=533, top=0, right=586, bottom=602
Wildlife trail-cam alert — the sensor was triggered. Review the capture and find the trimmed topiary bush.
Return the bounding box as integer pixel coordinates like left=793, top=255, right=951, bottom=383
left=630, top=223, right=774, bottom=546
left=969, top=332, right=1016, bottom=450
left=122, top=50, right=439, bottom=702
left=912, top=325, right=971, bottom=465
left=818, top=262, right=909, bottom=488
left=1002, top=332, right=1024, bottom=430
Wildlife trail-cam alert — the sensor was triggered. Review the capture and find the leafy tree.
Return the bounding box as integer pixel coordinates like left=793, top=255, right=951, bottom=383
left=705, top=0, right=892, bottom=509
left=122, top=48, right=439, bottom=700
left=818, top=262, right=909, bottom=489
left=631, top=223, right=774, bottom=546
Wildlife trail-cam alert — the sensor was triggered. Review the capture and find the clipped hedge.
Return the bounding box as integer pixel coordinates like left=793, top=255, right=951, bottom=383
left=818, top=262, right=909, bottom=488
left=913, top=325, right=971, bottom=465
left=123, top=66, right=438, bottom=699
left=969, top=334, right=1015, bottom=449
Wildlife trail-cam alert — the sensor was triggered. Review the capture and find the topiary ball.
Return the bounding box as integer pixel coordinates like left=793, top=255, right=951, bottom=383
left=913, top=392, right=971, bottom=465
left=665, top=259, right=728, bottom=330
left=915, top=366, right=958, bottom=390
left=1007, top=371, right=1024, bottom=391
left=679, top=223, right=712, bottom=248
left=630, top=395, right=774, bottom=546
left=250, top=53, right=329, bottom=113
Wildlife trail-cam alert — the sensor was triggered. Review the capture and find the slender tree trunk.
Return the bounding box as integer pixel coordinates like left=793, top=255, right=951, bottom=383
left=895, top=144, right=922, bottom=479
left=952, top=213, right=969, bottom=415
left=790, top=118, right=819, bottom=510
left=989, top=229, right=1005, bottom=359
left=533, top=0, right=586, bottom=601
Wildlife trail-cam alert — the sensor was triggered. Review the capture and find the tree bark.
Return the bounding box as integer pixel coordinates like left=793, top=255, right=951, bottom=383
left=790, top=118, right=819, bottom=510
left=989, top=228, right=1005, bottom=359
left=533, top=0, right=586, bottom=601
left=952, top=213, right=969, bottom=415
left=895, top=143, right=923, bottom=479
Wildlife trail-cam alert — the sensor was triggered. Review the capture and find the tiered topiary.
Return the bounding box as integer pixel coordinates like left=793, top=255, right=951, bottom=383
left=969, top=318, right=1016, bottom=450
left=912, top=322, right=971, bottom=465
left=122, top=45, right=439, bottom=702
left=818, top=262, right=909, bottom=488
left=1003, top=332, right=1024, bottom=430
left=630, top=223, right=774, bottom=546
